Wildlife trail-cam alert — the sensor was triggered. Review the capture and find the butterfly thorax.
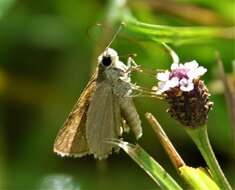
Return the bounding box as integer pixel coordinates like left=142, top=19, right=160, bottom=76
left=97, top=48, right=133, bottom=97
left=97, top=61, right=132, bottom=97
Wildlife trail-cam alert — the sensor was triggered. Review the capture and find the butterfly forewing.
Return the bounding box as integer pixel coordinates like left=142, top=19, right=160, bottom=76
left=53, top=72, right=97, bottom=157
left=86, top=81, right=122, bottom=159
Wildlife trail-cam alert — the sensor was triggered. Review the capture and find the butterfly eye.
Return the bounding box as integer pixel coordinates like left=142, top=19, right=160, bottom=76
left=101, top=56, right=112, bottom=67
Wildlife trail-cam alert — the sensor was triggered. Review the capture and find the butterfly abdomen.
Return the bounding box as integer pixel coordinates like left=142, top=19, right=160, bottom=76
left=120, top=98, right=142, bottom=139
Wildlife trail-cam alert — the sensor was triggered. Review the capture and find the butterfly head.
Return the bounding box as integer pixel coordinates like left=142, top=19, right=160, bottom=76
left=98, top=48, right=119, bottom=68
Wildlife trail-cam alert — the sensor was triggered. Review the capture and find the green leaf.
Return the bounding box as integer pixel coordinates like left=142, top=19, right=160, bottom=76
left=108, top=139, right=183, bottom=190
left=121, top=14, right=235, bottom=45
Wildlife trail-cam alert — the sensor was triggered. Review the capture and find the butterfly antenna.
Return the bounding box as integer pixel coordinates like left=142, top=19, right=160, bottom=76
left=105, top=22, right=125, bottom=49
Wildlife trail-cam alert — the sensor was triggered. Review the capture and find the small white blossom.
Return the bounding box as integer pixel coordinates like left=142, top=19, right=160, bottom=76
left=156, top=60, right=207, bottom=94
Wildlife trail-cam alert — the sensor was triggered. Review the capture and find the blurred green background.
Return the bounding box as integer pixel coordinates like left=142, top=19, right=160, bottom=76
left=0, top=0, right=234, bottom=189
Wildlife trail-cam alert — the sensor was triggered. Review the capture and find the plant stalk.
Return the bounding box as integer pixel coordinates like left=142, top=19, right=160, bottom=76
left=145, top=113, right=185, bottom=169
left=186, top=126, right=232, bottom=190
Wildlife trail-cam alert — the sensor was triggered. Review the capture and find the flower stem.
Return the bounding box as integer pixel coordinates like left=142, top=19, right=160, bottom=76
left=186, top=126, right=232, bottom=190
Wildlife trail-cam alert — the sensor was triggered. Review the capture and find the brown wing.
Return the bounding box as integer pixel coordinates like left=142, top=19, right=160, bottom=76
left=53, top=72, right=97, bottom=157
left=86, top=81, right=122, bottom=159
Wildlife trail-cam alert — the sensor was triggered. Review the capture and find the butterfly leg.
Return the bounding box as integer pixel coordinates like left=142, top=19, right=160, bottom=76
left=125, top=57, right=142, bottom=74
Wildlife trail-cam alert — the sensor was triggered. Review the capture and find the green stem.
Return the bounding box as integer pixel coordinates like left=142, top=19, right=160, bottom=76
left=186, top=126, right=232, bottom=190
left=108, top=0, right=235, bottom=45
left=121, top=12, right=235, bottom=45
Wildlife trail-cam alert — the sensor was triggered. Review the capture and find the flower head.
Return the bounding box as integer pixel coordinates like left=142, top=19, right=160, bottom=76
left=156, top=60, right=207, bottom=94
left=154, top=45, right=213, bottom=127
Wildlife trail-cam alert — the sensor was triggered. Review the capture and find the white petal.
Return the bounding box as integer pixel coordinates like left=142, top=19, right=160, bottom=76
left=179, top=79, right=194, bottom=92
left=184, top=60, right=199, bottom=70
left=171, top=63, right=179, bottom=70
left=179, top=78, right=187, bottom=85
left=195, top=66, right=207, bottom=76
left=187, top=66, right=207, bottom=79
left=157, top=71, right=170, bottom=81
left=168, top=77, right=179, bottom=87
left=178, top=63, right=185, bottom=69
left=157, top=81, right=170, bottom=93
left=180, top=83, right=194, bottom=92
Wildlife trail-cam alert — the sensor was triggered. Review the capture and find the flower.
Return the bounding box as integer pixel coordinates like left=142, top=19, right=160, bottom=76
left=154, top=46, right=213, bottom=127
left=156, top=60, right=207, bottom=94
